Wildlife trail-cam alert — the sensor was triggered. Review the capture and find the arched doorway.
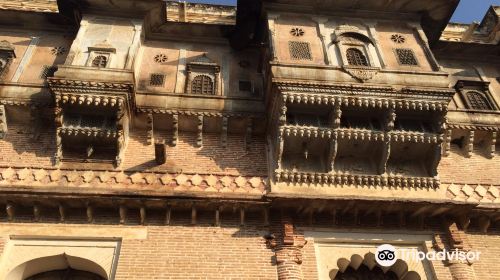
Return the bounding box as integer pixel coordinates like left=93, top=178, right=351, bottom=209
left=329, top=253, right=421, bottom=280
left=334, top=264, right=398, bottom=280
left=6, top=254, right=108, bottom=280
left=25, top=268, right=105, bottom=280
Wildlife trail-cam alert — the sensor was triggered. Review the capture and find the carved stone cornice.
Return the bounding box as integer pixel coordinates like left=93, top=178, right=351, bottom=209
left=48, top=79, right=133, bottom=95
left=275, top=81, right=454, bottom=102
left=342, top=66, right=380, bottom=82
left=446, top=183, right=500, bottom=204
left=275, top=170, right=439, bottom=188
left=0, top=0, right=58, bottom=13
left=281, top=92, right=448, bottom=111
left=58, top=127, right=121, bottom=139
left=136, top=107, right=263, bottom=118
left=448, top=123, right=500, bottom=131
left=0, top=166, right=268, bottom=196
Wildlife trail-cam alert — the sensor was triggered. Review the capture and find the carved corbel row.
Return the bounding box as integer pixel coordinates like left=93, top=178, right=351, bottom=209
left=56, top=93, right=125, bottom=108
left=146, top=113, right=154, bottom=145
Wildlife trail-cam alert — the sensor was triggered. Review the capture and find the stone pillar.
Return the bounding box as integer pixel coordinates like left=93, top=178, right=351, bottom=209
left=268, top=217, right=306, bottom=280
left=267, top=13, right=280, bottom=62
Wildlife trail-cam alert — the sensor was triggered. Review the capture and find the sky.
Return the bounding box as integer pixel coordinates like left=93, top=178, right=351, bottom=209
left=186, top=0, right=500, bottom=24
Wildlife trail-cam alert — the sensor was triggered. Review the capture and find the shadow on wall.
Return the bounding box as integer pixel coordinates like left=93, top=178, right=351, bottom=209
left=124, top=130, right=267, bottom=176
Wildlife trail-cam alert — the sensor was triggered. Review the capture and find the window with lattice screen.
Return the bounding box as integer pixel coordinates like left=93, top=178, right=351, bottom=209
left=39, top=65, right=58, bottom=79
left=288, top=41, right=312, bottom=60
left=346, top=48, right=368, bottom=66
left=191, top=75, right=214, bottom=95
left=150, top=73, right=165, bottom=86
left=91, top=55, right=108, bottom=68
left=395, top=48, right=418, bottom=66
left=466, top=91, right=492, bottom=110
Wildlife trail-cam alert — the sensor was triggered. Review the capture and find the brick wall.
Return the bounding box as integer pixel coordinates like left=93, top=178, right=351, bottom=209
left=0, top=124, right=55, bottom=168
left=123, top=130, right=267, bottom=176
left=116, top=226, right=276, bottom=279
left=466, top=230, right=500, bottom=279
left=439, top=145, right=500, bottom=185
left=0, top=124, right=267, bottom=176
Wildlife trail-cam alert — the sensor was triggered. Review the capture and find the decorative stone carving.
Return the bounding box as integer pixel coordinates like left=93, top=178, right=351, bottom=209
left=290, top=27, right=304, bottom=37
left=342, top=65, right=380, bottom=82
left=154, top=53, right=168, bottom=64
left=390, top=34, right=406, bottom=44
left=51, top=46, right=66, bottom=55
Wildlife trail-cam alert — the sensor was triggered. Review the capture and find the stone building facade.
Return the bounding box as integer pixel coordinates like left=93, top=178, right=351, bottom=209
left=0, top=0, right=499, bottom=279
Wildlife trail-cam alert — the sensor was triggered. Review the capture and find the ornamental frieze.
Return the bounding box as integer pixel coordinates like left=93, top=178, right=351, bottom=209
left=0, top=167, right=267, bottom=195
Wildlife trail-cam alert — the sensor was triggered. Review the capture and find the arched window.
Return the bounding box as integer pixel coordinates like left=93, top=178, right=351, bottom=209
left=191, top=75, right=214, bottom=95
left=91, top=55, right=108, bottom=68
left=346, top=48, right=368, bottom=66
left=466, top=91, right=492, bottom=110
left=25, top=268, right=106, bottom=280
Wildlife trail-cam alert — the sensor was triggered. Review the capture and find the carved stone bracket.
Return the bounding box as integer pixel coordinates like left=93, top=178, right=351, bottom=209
left=464, top=130, right=474, bottom=158
left=342, top=66, right=380, bottom=82
left=172, top=113, right=179, bottom=146
left=0, top=104, right=7, bottom=139
left=488, top=131, right=497, bottom=158
left=196, top=115, right=203, bottom=147
left=146, top=113, right=154, bottom=145
left=221, top=116, right=228, bottom=148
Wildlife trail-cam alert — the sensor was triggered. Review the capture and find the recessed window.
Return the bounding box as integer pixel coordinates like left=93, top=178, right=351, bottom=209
left=91, top=55, right=108, bottom=68
left=466, top=91, right=493, bottom=110
left=289, top=41, right=312, bottom=60
left=395, top=48, right=418, bottom=66
left=239, top=80, right=252, bottom=92
left=150, top=73, right=165, bottom=87
left=39, top=65, right=58, bottom=79
left=346, top=48, right=368, bottom=66
left=192, top=75, right=214, bottom=95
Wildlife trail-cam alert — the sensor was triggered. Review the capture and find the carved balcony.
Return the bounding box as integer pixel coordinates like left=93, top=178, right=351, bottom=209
left=269, top=81, right=454, bottom=188
left=48, top=65, right=134, bottom=166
